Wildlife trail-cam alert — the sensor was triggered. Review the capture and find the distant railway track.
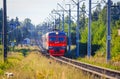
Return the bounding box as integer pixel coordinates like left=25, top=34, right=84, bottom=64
left=37, top=41, right=120, bottom=79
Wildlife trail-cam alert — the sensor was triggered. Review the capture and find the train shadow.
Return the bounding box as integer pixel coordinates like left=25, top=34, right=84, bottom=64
left=65, top=43, right=101, bottom=59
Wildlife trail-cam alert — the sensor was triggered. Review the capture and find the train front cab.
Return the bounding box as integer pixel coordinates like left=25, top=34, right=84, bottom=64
left=48, top=32, right=67, bottom=56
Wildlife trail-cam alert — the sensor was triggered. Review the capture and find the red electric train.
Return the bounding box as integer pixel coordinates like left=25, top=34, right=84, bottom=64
left=42, top=30, right=67, bottom=56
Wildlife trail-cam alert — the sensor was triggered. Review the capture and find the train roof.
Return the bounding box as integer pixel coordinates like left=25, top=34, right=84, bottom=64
left=49, top=30, right=66, bottom=34
left=42, top=30, right=66, bottom=37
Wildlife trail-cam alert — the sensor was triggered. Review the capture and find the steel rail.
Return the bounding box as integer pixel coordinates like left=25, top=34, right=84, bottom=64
left=37, top=41, right=120, bottom=79
left=50, top=56, right=120, bottom=79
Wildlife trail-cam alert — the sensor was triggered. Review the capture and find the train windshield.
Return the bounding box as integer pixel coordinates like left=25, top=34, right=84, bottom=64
left=49, top=32, right=66, bottom=42
left=49, top=37, right=56, bottom=41
left=58, top=37, right=65, bottom=41
left=49, top=36, right=65, bottom=42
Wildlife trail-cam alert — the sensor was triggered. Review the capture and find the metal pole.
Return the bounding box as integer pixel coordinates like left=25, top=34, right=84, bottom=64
left=88, top=0, right=91, bottom=58
left=76, top=0, right=80, bottom=57
left=3, top=0, right=7, bottom=62
left=57, top=3, right=65, bottom=32
left=68, top=4, right=71, bottom=54
left=62, top=12, right=64, bottom=32
left=106, top=0, right=111, bottom=62
left=55, top=15, right=57, bottom=29
left=51, top=9, right=61, bottom=30
left=59, top=15, right=60, bottom=30
left=50, top=14, right=56, bottom=30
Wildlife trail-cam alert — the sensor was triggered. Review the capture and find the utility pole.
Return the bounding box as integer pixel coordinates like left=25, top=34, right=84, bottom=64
left=71, top=0, right=85, bottom=57
left=67, top=4, right=71, bottom=54
left=57, top=3, right=72, bottom=54
left=49, top=14, right=56, bottom=30
left=58, top=15, right=60, bottom=30
left=88, top=0, right=91, bottom=58
left=76, top=0, right=80, bottom=57
left=51, top=9, right=61, bottom=30
left=57, top=4, right=65, bottom=32
left=106, top=0, right=111, bottom=62
left=62, top=11, right=64, bottom=32
left=51, top=14, right=60, bottom=30
left=3, top=0, right=7, bottom=62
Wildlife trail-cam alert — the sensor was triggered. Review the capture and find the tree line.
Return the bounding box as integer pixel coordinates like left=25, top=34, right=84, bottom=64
left=0, top=10, right=37, bottom=45
left=0, top=1, right=120, bottom=58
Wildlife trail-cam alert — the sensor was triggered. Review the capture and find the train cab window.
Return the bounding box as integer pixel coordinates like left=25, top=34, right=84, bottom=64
left=58, top=37, right=65, bottom=42
left=49, top=37, right=56, bottom=41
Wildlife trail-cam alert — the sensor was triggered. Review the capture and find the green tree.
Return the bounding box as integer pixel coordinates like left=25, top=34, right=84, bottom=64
left=22, top=18, right=35, bottom=39
left=80, top=2, right=86, bottom=28
left=8, top=17, right=36, bottom=45
left=111, top=2, right=120, bottom=25
left=92, top=3, right=101, bottom=21
left=98, top=6, right=107, bottom=25
left=115, top=20, right=120, bottom=29
left=8, top=17, right=21, bottom=45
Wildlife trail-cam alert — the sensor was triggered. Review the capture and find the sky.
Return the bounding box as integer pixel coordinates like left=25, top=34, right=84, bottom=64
left=0, top=0, right=119, bottom=25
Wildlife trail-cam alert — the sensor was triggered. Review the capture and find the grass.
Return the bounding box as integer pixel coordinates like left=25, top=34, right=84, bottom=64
left=77, top=54, right=120, bottom=71
left=68, top=45, right=120, bottom=71
left=0, top=45, right=93, bottom=79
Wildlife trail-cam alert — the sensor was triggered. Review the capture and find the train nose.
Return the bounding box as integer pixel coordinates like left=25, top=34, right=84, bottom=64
left=49, top=49, right=54, bottom=53
left=60, top=49, right=65, bottom=53
left=55, top=48, right=59, bottom=52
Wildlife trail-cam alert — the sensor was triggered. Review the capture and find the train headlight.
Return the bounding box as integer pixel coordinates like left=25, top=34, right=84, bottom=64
left=56, top=32, right=58, bottom=35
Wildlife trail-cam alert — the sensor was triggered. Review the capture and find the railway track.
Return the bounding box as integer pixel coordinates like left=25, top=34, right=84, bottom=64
left=37, top=41, right=120, bottom=79
left=50, top=56, right=120, bottom=79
